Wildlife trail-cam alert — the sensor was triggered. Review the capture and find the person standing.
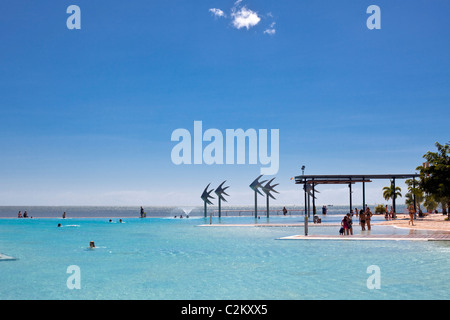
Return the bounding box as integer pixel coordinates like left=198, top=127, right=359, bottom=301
left=346, top=213, right=353, bottom=235
left=366, top=207, right=373, bottom=231
left=341, top=216, right=349, bottom=235
left=408, top=204, right=415, bottom=226
left=359, top=209, right=366, bottom=231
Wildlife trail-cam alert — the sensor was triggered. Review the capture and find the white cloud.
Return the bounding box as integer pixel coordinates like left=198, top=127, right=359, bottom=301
left=231, top=6, right=261, bottom=30
left=209, top=1, right=274, bottom=34
left=209, top=8, right=226, bottom=18
left=264, top=22, right=276, bottom=35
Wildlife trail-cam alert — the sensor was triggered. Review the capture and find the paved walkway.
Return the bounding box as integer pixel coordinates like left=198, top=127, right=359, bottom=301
left=197, top=223, right=338, bottom=227
left=278, top=234, right=450, bottom=241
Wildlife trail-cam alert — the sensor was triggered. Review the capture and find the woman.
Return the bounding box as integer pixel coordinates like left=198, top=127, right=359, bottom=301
left=366, top=207, right=372, bottom=230
left=346, top=213, right=353, bottom=235
left=341, top=216, right=348, bottom=235
left=408, top=204, right=415, bottom=226
left=359, top=209, right=366, bottom=231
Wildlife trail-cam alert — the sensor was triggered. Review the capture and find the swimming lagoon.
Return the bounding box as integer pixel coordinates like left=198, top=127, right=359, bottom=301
left=1, top=212, right=449, bottom=300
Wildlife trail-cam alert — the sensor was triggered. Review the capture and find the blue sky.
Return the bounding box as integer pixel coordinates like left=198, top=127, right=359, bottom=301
left=0, top=0, right=449, bottom=206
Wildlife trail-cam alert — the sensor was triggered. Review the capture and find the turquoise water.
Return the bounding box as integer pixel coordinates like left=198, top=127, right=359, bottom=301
left=1, top=215, right=449, bottom=300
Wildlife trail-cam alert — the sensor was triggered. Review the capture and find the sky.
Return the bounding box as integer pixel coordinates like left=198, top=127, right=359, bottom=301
left=0, top=0, right=449, bottom=206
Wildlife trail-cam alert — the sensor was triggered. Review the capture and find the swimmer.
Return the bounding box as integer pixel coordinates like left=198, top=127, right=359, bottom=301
left=119, top=219, right=123, bottom=223
left=89, top=241, right=95, bottom=249
left=57, top=223, right=61, bottom=227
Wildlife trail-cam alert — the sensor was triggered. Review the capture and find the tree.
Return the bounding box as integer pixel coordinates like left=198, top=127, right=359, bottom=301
left=416, top=142, right=450, bottom=219
left=405, top=178, right=424, bottom=213
left=382, top=181, right=402, bottom=202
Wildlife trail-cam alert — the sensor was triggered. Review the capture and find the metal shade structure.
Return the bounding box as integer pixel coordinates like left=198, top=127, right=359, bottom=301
left=261, top=178, right=279, bottom=218
left=214, top=181, right=230, bottom=218
left=201, top=183, right=215, bottom=218
left=295, top=174, right=420, bottom=235
left=249, top=175, right=267, bottom=218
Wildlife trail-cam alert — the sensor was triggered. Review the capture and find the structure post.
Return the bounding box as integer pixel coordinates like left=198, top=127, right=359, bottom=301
left=304, top=181, right=307, bottom=234
left=393, top=178, right=396, bottom=217
left=306, top=193, right=309, bottom=236
left=349, top=182, right=353, bottom=214
left=312, top=178, right=316, bottom=216
left=362, top=178, right=366, bottom=211
left=413, top=178, right=417, bottom=215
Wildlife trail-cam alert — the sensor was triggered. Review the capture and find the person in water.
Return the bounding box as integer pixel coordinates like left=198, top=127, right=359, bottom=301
left=89, top=241, right=95, bottom=249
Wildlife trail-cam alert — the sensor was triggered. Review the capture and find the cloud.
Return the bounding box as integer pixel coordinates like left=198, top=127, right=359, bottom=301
left=264, top=22, right=276, bottom=35
left=231, top=6, right=261, bottom=30
left=209, top=1, right=274, bottom=34
left=209, top=8, right=226, bottom=18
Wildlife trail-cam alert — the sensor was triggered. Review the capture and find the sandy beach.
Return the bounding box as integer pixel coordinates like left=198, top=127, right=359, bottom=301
left=375, top=213, right=450, bottom=232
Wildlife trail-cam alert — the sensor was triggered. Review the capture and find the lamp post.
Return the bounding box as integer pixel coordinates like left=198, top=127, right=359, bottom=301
left=302, top=165, right=307, bottom=235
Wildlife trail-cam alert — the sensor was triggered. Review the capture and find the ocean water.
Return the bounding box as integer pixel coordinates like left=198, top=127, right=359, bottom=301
left=0, top=207, right=449, bottom=300
left=0, top=204, right=409, bottom=219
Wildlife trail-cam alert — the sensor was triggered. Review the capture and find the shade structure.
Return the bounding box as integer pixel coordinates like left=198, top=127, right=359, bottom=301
left=295, top=174, right=420, bottom=232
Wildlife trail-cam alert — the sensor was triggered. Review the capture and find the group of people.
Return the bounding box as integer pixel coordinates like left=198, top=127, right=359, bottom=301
left=140, top=207, right=146, bottom=218
left=17, top=211, right=30, bottom=218
left=383, top=205, right=396, bottom=220
left=340, top=207, right=374, bottom=235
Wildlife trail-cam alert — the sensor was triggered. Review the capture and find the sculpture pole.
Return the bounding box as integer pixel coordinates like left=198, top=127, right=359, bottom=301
left=214, top=181, right=229, bottom=218
left=249, top=175, right=266, bottom=219
left=261, top=178, right=279, bottom=218
left=201, top=184, right=215, bottom=218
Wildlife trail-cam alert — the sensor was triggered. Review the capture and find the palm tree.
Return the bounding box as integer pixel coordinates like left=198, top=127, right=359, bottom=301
left=405, top=178, right=424, bottom=213
left=382, top=181, right=402, bottom=202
